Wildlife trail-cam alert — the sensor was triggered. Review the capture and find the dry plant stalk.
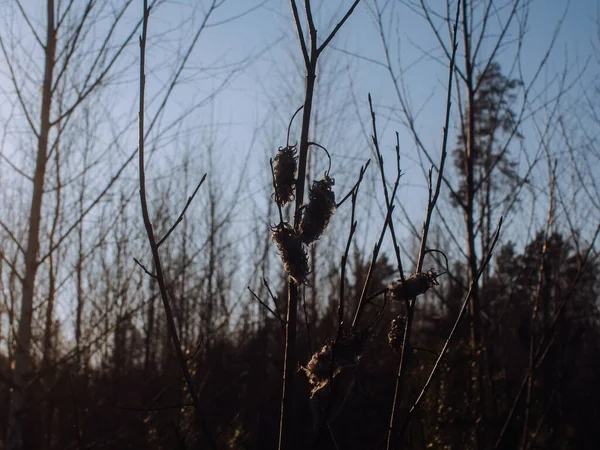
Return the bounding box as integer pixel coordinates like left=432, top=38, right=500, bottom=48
left=271, top=222, right=309, bottom=284
left=273, top=146, right=298, bottom=206
left=387, top=270, right=439, bottom=302
left=279, top=2, right=361, bottom=447
left=298, top=174, right=336, bottom=244
left=388, top=316, right=407, bottom=352
left=301, top=331, right=367, bottom=398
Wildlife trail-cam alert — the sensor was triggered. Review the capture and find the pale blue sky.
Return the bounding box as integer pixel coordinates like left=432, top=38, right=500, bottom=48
left=0, top=0, right=598, bottom=346
left=153, top=0, right=600, bottom=251
left=1, top=0, right=598, bottom=294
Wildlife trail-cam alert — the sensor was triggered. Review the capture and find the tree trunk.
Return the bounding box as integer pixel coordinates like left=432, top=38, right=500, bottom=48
left=7, top=2, right=56, bottom=448
left=461, top=1, right=486, bottom=447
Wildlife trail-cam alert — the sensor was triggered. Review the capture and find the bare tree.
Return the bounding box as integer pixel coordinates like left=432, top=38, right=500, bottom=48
left=362, top=0, right=579, bottom=446
left=0, top=0, right=256, bottom=446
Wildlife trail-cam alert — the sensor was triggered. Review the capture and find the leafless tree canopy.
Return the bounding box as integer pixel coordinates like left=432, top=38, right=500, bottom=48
left=0, top=1, right=598, bottom=449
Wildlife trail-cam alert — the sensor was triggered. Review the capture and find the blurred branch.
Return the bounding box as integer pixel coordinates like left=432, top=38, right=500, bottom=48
left=248, top=286, right=286, bottom=331
left=136, top=3, right=215, bottom=448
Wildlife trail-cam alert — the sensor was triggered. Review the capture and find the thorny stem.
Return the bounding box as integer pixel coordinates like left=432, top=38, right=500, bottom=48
left=137, top=3, right=215, bottom=449
left=386, top=4, right=460, bottom=447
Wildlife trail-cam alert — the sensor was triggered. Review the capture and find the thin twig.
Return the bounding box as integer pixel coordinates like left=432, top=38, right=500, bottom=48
left=520, top=160, right=556, bottom=449
left=133, top=257, right=156, bottom=278
left=317, top=0, right=362, bottom=55
left=339, top=161, right=369, bottom=336
left=386, top=4, right=460, bottom=446
left=405, top=217, right=502, bottom=423
left=351, top=203, right=396, bottom=328
left=349, top=109, right=403, bottom=331
left=184, top=338, right=205, bottom=362
left=290, top=0, right=309, bottom=65
left=136, top=4, right=215, bottom=448
left=307, top=141, right=332, bottom=176
left=264, top=276, right=283, bottom=321
left=286, top=105, right=304, bottom=147
left=157, top=173, right=207, bottom=247
left=336, top=159, right=371, bottom=208
left=416, top=9, right=459, bottom=272
left=368, top=95, right=405, bottom=282
left=248, top=286, right=286, bottom=330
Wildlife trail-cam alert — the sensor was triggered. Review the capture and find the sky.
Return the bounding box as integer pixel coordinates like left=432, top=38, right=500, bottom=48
left=144, top=0, right=600, bottom=248
left=1, top=0, right=599, bottom=306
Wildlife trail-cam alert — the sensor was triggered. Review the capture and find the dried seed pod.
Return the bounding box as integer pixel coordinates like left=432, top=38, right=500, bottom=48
left=388, top=315, right=407, bottom=352
left=271, top=222, right=308, bottom=284
left=298, top=175, right=336, bottom=244
left=273, top=146, right=297, bottom=206
left=300, top=331, right=367, bottom=398
left=388, top=270, right=439, bottom=302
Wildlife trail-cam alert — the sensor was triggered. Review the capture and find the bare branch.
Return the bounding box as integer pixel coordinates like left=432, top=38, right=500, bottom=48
left=317, top=0, right=362, bottom=55
left=248, top=286, right=286, bottom=330
left=15, top=0, right=44, bottom=48
left=416, top=10, right=459, bottom=272
left=157, top=173, right=207, bottom=247
left=290, top=0, right=310, bottom=66
left=137, top=4, right=215, bottom=447
left=0, top=35, right=39, bottom=137
left=407, top=217, right=502, bottom=419
left=133, top=257, right=156, bottom=279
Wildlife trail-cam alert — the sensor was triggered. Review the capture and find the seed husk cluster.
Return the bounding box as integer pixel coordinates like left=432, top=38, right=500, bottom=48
left=388, top=315, right=407, bottom=352
left=301, top=331, right=367, bottom=398
left=273, top=146, right=297, bottom=206
left=388, top=270, right=439, bottom=302
left=298, top=175, right=336, bottom=244
left=271, top=222, right=308, bottom=284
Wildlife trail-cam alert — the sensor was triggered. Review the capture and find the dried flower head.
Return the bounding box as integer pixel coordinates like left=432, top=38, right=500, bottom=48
left=298, top=175, right=336, bottom=244
left=271, top=222, right=308, bottom=284
left=388, top=315, right=407, bottom=352
left=273, top=146, right=297, bottom=206
left=388, top=270, right=439, bottom=302
left=300, top=331, right=367, bottom=398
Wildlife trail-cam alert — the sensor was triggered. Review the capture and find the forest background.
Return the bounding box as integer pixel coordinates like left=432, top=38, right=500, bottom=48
left=1, top=0, right=599, bottom=449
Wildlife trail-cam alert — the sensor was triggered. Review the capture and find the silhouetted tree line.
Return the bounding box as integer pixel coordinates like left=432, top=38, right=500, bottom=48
left=0, top=231, right=597, bottom=449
